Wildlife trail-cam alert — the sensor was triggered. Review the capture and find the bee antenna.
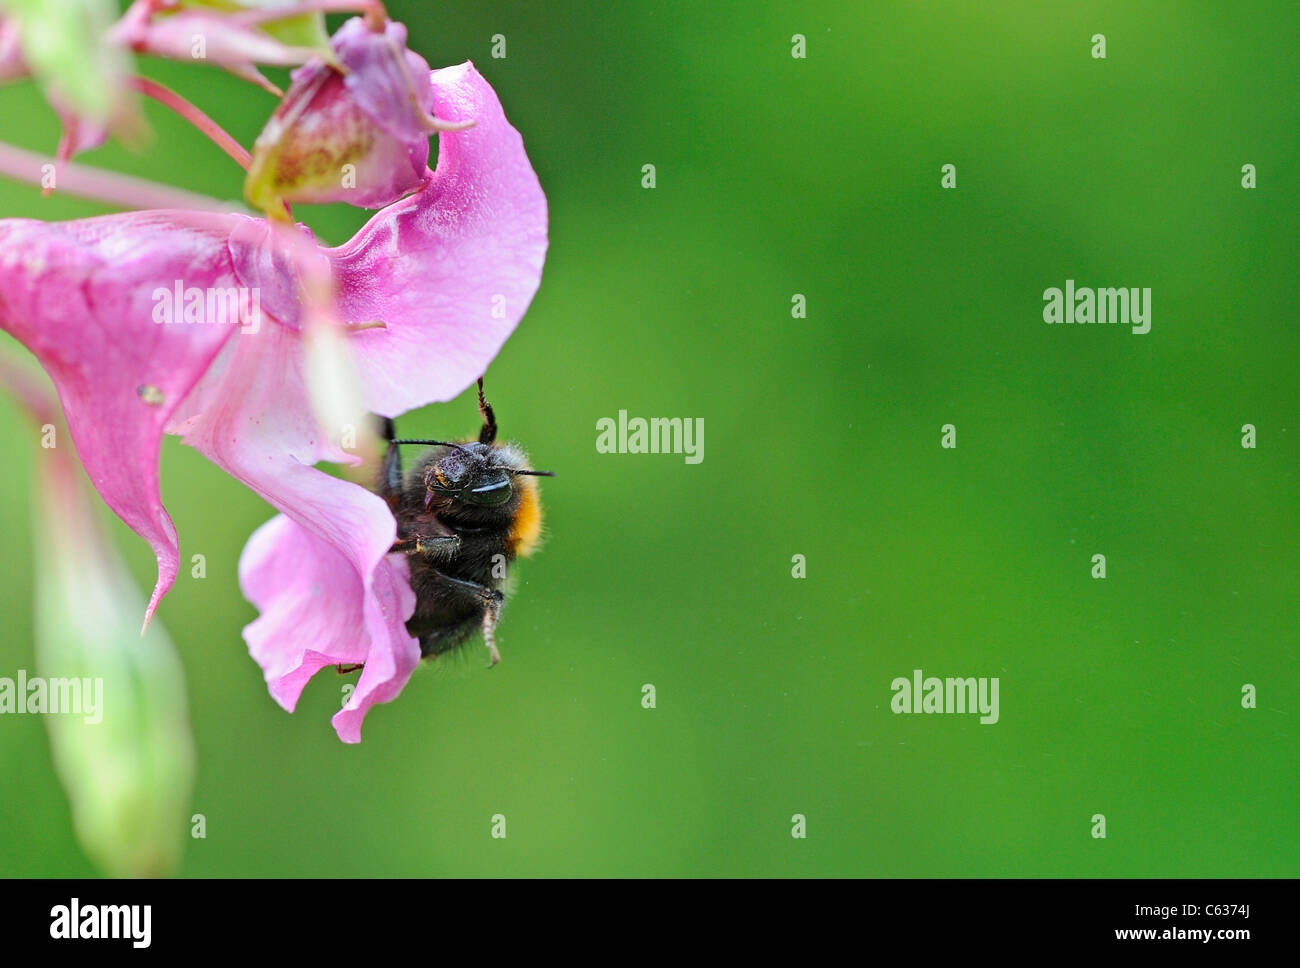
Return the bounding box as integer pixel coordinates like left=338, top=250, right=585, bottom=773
left=391, top=438, right=472, bottom=455
left=477, top=377, right=497, bottom=445
left=510, top=469, right=556, bottom=477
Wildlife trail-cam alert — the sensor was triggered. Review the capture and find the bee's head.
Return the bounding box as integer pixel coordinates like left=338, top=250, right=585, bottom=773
left=423, top=441, right=517, bottom=512
left=413, top=379, right=554, bottom=526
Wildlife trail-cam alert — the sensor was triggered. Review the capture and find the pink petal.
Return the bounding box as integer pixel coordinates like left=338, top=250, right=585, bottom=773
left=328, top=62, right=549, bottom=414
left=331, top=550, right=421, bottom=743
left=0, top=17, right=25, bottom=81
left=125, top=12, right=323, bottom=93
left=51, top=94, right=109, bottom=171
left=239, top=514, right=419, bottom=743
left=0, top=210, right=246, bottom=625
left=184, top=318, right=418, bottom=742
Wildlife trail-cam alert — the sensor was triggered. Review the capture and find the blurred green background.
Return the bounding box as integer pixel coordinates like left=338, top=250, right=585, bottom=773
left=1, top=0, right=1296, bottom=876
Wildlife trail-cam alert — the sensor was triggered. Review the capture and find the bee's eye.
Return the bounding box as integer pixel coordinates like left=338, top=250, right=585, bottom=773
left=465, top=475, right=513, bottom=506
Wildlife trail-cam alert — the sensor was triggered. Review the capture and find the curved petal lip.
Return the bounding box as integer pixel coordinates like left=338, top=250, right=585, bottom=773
left=329, top=61, right=550, bottom=416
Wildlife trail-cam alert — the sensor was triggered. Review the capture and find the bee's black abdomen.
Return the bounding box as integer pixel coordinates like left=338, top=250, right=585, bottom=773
left=403, top=538, right=510, bottom=660
left=413, top=617, right=480, bottom=658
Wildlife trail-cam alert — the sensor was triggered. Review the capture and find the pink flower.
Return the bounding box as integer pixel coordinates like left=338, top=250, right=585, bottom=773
left=0, top=58, right=548, bottom=741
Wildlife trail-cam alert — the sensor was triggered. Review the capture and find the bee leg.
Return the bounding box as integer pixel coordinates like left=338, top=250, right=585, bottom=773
left=378, top=416, right=402, bottom=510
left=389, top=533, right=461, bottom=556
left=416, top=621, right=478, bottom=659
left=336, top=663, right=363, bottom=674
left=430, top=569, right=506, bottom=666
left=481, top=603, right=501, bottom=667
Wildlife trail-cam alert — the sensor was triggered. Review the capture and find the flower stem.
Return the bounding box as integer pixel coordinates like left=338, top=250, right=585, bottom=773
left=0, top=140, right=245, bottom=212
left=127, top=76, right=252, bottom=171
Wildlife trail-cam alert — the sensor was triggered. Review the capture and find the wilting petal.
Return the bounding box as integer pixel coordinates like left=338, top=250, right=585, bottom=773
left=184, top=319, right=417, bottom=742
left=330, top=62, right=549, bottom=414
left=0, top=210, right=246, bottom=624
left=244, top=17, right=435, bottom=211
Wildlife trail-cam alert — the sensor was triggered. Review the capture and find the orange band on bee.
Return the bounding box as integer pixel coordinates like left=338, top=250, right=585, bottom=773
left=507, top=474, right=543, bottom=558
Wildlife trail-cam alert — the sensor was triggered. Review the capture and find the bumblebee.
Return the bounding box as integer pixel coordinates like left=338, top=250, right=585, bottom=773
left=378, top=378, right=553, bottom=665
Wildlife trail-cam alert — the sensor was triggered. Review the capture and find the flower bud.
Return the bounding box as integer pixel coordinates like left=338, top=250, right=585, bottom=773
left=33, top=442, right=195, bottom=877
left=0, top=357, right=201, bottom=879
left=244, top=17, right=455, bottom=212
